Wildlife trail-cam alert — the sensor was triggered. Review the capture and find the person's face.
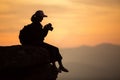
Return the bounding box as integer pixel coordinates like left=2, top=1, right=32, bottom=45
left=37, top=16, right=43, bottom=22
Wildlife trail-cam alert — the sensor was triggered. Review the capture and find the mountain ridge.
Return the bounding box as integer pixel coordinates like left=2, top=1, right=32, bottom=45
left=61, top=43, right=120, bottom=50
left=58, top=43, right=120, bottom=80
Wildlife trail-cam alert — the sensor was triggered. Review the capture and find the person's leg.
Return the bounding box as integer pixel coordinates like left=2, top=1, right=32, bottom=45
left=47, top=45, right=68, bottom=72
left=57, top=60, right=69, bottom=72
left=41, top=42, right=69, bottom=72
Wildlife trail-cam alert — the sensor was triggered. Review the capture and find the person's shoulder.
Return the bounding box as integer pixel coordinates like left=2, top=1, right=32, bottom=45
left=23, top=23, right=33, bottom=29
left=24, top=23, right=32, bottom=27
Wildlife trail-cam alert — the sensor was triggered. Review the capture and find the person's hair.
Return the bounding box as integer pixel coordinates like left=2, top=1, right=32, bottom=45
left=31, top=14, right=36, bottom=22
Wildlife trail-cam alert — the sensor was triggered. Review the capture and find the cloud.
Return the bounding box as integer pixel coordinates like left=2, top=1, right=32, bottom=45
left=69, top=0, right=120, bottom=7
left=0, top=1, right=71, bottom=33
left=0, top=0, right=70, bottom=15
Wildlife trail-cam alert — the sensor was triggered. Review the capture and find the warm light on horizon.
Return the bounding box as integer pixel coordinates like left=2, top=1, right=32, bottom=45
left=0, top=0, right=120, bottom=48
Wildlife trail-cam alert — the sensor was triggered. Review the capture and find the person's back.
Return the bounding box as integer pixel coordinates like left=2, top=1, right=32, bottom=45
left=19, top=23, right=44, bottom=45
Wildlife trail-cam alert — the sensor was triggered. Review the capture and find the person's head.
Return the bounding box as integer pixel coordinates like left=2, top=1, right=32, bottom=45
left=31, top=10, right=47, bottom=23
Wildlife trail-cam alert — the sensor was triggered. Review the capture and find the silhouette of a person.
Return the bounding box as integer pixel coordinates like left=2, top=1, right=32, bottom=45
left=19, top=10, right=68, bottom=72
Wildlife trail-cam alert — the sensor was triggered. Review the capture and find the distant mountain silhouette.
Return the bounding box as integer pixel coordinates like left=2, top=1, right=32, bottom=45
left=59, top=43, right=120, bottom=80
left=0, top=45, right=58, bottom=80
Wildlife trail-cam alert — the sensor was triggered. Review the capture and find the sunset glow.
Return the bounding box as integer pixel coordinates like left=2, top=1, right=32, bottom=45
left=0, top=0, right=120, bottom=48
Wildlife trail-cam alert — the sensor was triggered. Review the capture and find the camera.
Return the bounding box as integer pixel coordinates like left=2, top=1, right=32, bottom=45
left=44, top=23, right=53, bottom=31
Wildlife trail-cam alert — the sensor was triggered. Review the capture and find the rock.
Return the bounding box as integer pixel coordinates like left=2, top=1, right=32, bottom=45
left=0, top=45, right=58, bottom=80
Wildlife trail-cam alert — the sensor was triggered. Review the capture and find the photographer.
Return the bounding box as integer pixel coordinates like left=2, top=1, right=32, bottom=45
left=19, top=10, right=68, bottom=73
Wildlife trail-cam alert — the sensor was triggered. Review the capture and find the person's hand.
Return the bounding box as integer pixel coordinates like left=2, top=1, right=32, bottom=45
left=44, top=23, right=53, bottom=31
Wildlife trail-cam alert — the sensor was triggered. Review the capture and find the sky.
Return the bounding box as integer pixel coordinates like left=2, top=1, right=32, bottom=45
left=0, top=0, right=120, bottom=48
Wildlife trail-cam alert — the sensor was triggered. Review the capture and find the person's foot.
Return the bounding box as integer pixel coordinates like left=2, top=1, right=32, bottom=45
left=59, top=66, right=69, bottom=72
left=58, top=68, right=62, bottom=73
left=52, top=64, right=61, bottom=73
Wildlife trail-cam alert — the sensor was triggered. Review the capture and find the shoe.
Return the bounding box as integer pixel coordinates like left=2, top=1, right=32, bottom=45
left=59, top=66, right=69, bottom=72
left=53, top=66, right=62, bottom=73
left=58, top=68, right=62, bottom=73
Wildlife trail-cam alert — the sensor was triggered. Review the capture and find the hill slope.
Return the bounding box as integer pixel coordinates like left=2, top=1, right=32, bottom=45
left=58, top=43, right=120, bottom=80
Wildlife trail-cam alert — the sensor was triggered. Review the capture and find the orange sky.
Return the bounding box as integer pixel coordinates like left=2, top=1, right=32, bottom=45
left=0, top=0, right=120, bottom=48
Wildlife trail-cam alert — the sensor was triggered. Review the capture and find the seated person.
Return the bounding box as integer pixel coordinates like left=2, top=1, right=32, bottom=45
left=19, top=10, right=69, bottom=72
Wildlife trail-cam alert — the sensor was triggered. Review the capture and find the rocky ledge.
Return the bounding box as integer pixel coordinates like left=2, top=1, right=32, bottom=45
left=0, top=45, right=58, bottom=80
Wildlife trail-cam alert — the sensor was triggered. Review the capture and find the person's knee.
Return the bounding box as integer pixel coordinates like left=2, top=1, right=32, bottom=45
left=55, top=47, right=59, bottom=50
